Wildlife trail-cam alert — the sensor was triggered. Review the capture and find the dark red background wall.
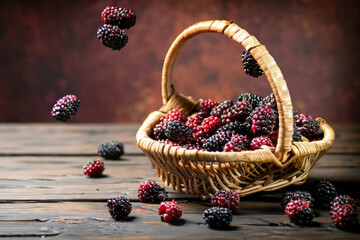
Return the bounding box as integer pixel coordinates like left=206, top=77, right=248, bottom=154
left=0, top=0, right=359, bottom=123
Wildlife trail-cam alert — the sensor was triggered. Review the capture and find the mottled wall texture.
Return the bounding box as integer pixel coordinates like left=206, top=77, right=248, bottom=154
left=0, top=0, right=359, bottom=123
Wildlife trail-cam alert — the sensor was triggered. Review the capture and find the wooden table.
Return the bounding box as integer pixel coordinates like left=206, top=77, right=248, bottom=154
left=0, top=123, right=359, bottom=239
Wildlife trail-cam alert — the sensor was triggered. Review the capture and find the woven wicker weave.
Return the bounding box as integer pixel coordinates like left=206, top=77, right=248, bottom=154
left=136, top=20, right=335, bottom=198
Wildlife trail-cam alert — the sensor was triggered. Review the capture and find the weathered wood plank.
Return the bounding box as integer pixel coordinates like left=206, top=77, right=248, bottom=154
left=0, top=123, right=143, bottom=155
left=0, top=123, right=359, bottom=155
left=0, top=201, right=358, bottom=239
left=0, top=155, right=194, bottom=201
left=0, top=154, right=359, bottom=201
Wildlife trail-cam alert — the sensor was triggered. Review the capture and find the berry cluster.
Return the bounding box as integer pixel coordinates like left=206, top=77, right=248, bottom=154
left=282, top=180, right=359, bottom=228
left=138, top=180, right=168, bottom=203
left=98, top=141, right=124, bottom=160
left=83, top=159, right=104, bottom=177
left=97, top=6, right=136, bottom=50
left=138, top=180, right=182, bottom=223
left=330, top=195, right=359, bottom=228
left=211, top=189, right=240, bottom=214
left=151, top=93, right=324, bottom=152
left=242, top=49, right=263, bottom=78
left=158, top=199, right=182, bottom=223
left=51, top=95, right=80, bottom=122
left=107, top=196, right=132, bottom=220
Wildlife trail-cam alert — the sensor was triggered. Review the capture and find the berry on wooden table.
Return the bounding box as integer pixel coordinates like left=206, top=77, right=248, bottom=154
left=107, top=196, right=132, bottom=220
left=83, top=159, right=104, bottom=177
left=138, top=181, right=168, bottom=203
left=203, top=207, right=233, bottom=228
left=211, top=189, right=240, bottom=214
left=285, top=199, right=314, bottom=225
left=98, top=141, right=124, bottom=160
left=158, top=199, right=182, bottom=223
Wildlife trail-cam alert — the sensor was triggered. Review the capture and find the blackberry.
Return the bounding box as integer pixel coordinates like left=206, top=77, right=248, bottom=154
left=250, top=105, right=275, bottom=136
left=51, top=94, right=80, bottom=122
left=98, top=141, right=124, bottom=160
left=203, top=131, right=233, bottom=152
left=261, top=93, right=277, bottom=110
left=216, top=121, right=250, bottom=136
left=201, top=99, right=220, bottom=116
left=97, top=24, right=128, bottom=50
left=285, top=199, right=314, bottom=225
left=221, top=100, right=252, bottom=125
left=242, top=49, right=263, bottom=77
left=158, top=199, right=183, bottom=223
left=138, top=180, right=168, bottom=203
left=164, top=109, right=187, bottom=123
left=237, top=93, right=263, bottom=109
left=281, top=191, right=315, bottom=209
left=83, top=159, right=104, bottom=177
left=211, top=189, right=240, bottom=214
left=223, top=134, right=249, bottom=152
left=331, top=203, right=359, bottom=228
left=101, top=6, right=136, bottom=29
left=312, top=180, right=337, bottom=209
left=210, top=100, right=233, bottom=118
left=164, top=121, right=193, bottom=144
left=292, top=126, right=303, bottom=142
left=250, top=136, right=273, bottom=150
left=107, top=196, right=132, bottom=220
left=294, top=113, right=323, bottom=141
left=203, top=207, right=233, bottom=228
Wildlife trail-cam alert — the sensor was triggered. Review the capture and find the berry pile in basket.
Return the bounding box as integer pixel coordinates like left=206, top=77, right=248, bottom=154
left=151, top=93, right=324, bottom=152
left=97, top=6, right=136, bottom=50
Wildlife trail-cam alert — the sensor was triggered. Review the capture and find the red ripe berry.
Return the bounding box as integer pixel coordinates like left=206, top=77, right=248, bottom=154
left=158, top=199, right=182, bottom=222
left=285, top=199, right=314, bottom=225
left=101, top=6, right=136, bottom=29
left=331, top=204, right=358, bottom=228
left=186, top=112, right=205, bottom=131
left=83, top=159, right=104, bottom=177
left=211, top=190, right=240, bottom=214
left=250, top=136, right=274, bottom=150
left=164, top=109, right=187, bottom=123
left=201, top=99, right=220, bottom=115
left=201, top=116, right=221, bottom=134
left=192, top=126, right=207, bottom=145
left=223, top=134, right=249, bottom=152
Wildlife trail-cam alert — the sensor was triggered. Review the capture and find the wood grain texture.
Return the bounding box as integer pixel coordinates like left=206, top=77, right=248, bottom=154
left=0, top=123, right=359, bottom=239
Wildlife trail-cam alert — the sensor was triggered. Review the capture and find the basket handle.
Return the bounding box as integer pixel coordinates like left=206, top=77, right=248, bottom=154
left=161, top=20, right=294, bottom=162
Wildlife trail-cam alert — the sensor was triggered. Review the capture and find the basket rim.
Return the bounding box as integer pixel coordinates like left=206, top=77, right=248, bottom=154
left=136, top=110, right=335, bottom=169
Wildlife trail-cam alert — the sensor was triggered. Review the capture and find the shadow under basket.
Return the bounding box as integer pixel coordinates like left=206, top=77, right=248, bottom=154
left=136, top=20, right=335, bottom=199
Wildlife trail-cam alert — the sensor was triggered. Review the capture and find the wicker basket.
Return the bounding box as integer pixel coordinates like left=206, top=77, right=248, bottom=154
left=136, top=20, right=335, bottom=198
